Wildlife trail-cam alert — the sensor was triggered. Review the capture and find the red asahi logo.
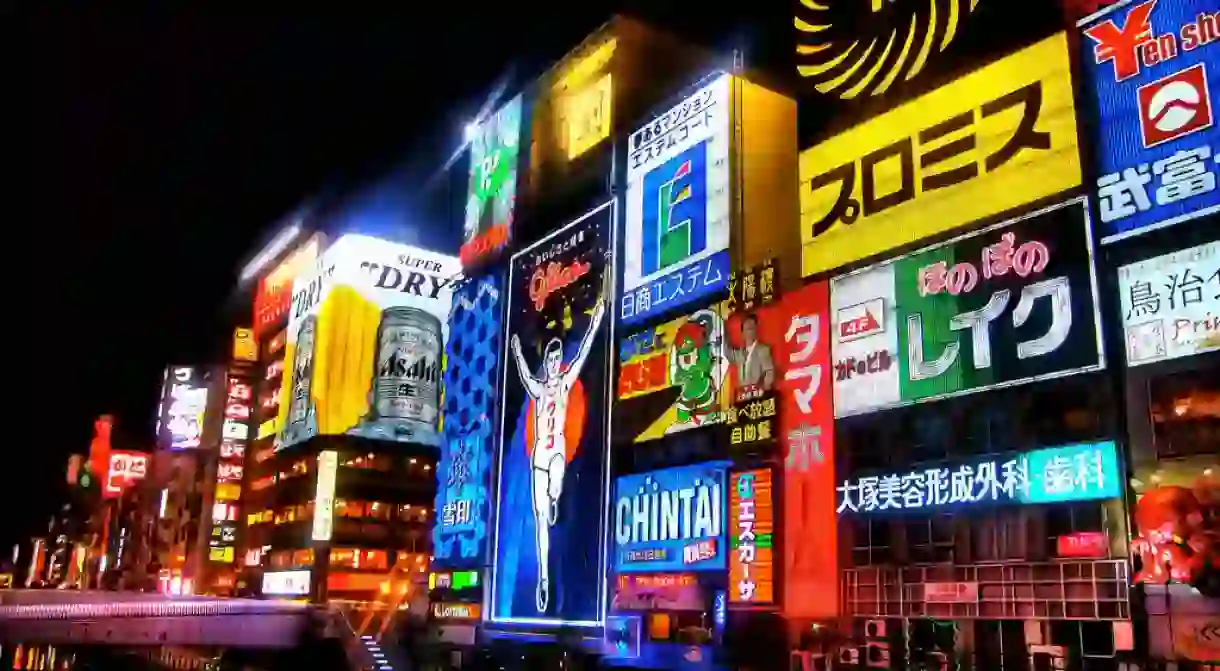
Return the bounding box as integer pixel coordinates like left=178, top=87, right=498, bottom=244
left=529, top=259, right=590, bottom=311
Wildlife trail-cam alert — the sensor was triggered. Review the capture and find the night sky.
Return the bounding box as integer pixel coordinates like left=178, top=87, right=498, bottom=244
left=15, top=3, right=779, bottom=553
left=16, top=1, right=1060, bottom=553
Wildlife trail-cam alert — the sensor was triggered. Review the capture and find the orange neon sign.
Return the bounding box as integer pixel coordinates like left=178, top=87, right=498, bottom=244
left=729, top=469, right=774, bottom=605
left=253, top=236, right=321, bottom=335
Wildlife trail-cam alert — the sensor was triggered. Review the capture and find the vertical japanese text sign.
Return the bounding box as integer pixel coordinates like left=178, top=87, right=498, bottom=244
left=729, top=469, right=775, bottom=605
left=776, top=282, right=838, bottom=619
left=434, top=273, right=504, bottom=568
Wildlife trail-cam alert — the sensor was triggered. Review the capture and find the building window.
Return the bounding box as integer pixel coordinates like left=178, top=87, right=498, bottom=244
left=1149, top=363, right=1220, bottom=460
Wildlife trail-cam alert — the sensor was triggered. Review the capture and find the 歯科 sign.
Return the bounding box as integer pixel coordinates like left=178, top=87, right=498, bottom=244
left=836, top=440, right=1122, bottom=515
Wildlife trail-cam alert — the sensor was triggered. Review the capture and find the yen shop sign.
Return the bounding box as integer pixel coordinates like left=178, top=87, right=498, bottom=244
left=830, top=200, right=1103, bottom=417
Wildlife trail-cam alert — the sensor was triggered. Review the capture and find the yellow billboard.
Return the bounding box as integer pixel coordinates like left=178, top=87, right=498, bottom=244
left=232, top=327, right=258, bottom=362
left=553, top=38, right=616, bottom=161
left=798, top=32, right=1080, bottom=277
left=276, top=234, right=459, bottom=451
left=615, top=303, right=733, bottom=444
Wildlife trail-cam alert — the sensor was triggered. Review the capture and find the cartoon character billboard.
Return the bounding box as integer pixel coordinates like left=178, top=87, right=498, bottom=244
left=615, top=304, right=732, bottom=443
left=489, top=201, right=615, bottom=626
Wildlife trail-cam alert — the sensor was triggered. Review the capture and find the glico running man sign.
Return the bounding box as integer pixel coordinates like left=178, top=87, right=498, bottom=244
left=490, top=201, right=615, bottom=626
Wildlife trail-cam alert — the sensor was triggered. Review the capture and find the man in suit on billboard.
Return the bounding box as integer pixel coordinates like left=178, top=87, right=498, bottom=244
left=728, top=313, right=775, bottom=396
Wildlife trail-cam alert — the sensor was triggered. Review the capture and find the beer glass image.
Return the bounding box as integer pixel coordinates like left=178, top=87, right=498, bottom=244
left=277, top=285, right=381, bottom=449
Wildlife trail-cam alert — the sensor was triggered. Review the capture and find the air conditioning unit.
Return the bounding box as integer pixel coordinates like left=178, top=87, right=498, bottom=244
left=864, top=641, right=890, bottom=668
left=839, top=646, right=860, bottom=666
left=864, top=619, right=887, bottom=638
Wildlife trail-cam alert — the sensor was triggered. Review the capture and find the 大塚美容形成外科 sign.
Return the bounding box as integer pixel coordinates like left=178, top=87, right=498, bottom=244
left=836, top=440, right=1120, bottom=514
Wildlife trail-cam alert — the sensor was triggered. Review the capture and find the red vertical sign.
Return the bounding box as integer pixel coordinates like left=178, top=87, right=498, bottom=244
left=776, top=281, right=838, bottom=619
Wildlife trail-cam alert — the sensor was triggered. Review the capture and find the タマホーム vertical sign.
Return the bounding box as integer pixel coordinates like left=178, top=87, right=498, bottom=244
left=774, top=281, right=838, bottom=620
left=729, top=469, right=774, bottom=606
left=491, top=201, right=615, bottom=626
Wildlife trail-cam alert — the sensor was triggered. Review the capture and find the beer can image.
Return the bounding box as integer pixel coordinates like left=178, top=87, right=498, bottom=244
left=353, top=306, right=443, bottom=445
left=281, top=315, right=318, bottom=446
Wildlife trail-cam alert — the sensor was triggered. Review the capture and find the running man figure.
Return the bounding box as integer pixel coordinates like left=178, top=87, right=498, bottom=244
left=509, top=289, right=607, bottom=613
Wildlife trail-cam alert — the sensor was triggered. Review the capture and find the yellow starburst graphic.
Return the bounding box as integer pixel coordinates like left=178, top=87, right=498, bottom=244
left=795, top=0, right=981, bottom=99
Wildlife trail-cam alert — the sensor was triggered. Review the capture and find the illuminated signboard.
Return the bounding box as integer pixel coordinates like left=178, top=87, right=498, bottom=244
left=724, top=264, right=781, bottom=450
left=799, top=32, right=1081, bottom=277
left=615, top=303, right=732, bottom=443
left=232, top=327, right=258, bottom=363
left=552, top=38, right=616, bottom=161
left=729, top=469, right=774, bottom=605
left=433, top=274, right=503, bottom=569
left=795, top=0, right=980, bottom=97
left=253, top=235, right=321, bottom=335
left=490, top=201, right=614, bottom=626
left=104, top=451, right=149, bottom=499
left=462, top=96, right=521, bottom=269
left=312, top=450, right=338, bottom=542
left=1119, top=240, right=1220, bottom=365
left=214, top=483, right=241, bottom=501
left=429, top=570, right=480, bottom=591
left=217, top=462, right=243, bottom=483
left=212, top=371, right=251, bottom=563
left=621, top=73, right=732, bottom=325
left=163, top=367, right=208, bottom=450
left=831, top=199, right=1104, bottom=418
left=836, top=440, right=1122, bottom=514
left=1079, top=1, right=1220, bottom=243
left=432, top=602, right=483, bottom=620
left=612, top=573, right=703, bottom=612
left=262, top=569, right=311, bottom=597
left=277, top=234, right=459, bottom=450
left=209, top=546, right=235, bottom=564
left=614, top=461, right=730, bottom=573
left=774, top=282, right=839, bottom=619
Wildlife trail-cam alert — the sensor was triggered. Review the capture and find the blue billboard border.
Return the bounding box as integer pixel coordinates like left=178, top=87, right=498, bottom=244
left=486, top=197, right=619, bottom=629
left=432, top=270, right=507, bottom=570
left=1076, top=0, right=1220, bottom=244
